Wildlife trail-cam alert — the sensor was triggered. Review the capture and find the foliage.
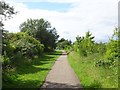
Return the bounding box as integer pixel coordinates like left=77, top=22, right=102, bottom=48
left=94, top=42, right=106, bottom=55
left=57, top=38, right=72, bottom=53
left=104, top=28, right=119, bottom=67
left=2, top=1, right=118, bottom=88
left=0, top=1, right=16, bottom=19
left=1, top=1, right=60, bottom=89
left=105, top=40, right=118, bottom=62
left=73, top=29, right=118, bottom=67
left=11, top=32, right=44, bottom=57
left=20, top=18, right=59, bottom=51
left=74, top=31, right=95, bottom=56
left=0, top=2, right=17, bottom=84
left=95, top=28, right=119, bottom=68
left=0, top=1, right=16, bottom=58
left=2, top=32, right=44, bottom=71
left=57, top=38, right=72, bottom=49
left=68, top=51, right=118, bottom=88
left=0, top=1, right=16, bottom=30
left=69, top=29, right=118, bottom=88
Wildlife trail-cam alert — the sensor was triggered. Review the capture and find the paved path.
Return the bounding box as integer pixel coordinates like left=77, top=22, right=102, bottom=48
left=41, top=52, right=82, bottom=88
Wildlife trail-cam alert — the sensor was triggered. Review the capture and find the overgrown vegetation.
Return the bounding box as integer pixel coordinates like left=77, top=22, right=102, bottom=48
left=68, top=51, right=118, bottom=88
left=67, top=29, right=119, bottom=88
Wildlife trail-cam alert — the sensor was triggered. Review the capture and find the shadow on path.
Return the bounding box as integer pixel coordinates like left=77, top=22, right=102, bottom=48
left=41, top=81, right=83, bottom=89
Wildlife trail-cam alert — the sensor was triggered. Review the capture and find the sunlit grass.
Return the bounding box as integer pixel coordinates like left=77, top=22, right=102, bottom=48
left=3, top=50, right=62, bottom=88
left=68, top=51, right=118, bottom=88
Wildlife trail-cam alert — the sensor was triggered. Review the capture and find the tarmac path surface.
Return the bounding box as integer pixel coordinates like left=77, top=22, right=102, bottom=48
left=41, top=52, right=82, bottom=89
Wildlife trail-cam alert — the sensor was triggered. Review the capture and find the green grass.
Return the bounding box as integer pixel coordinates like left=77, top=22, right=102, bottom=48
left=3, top=50, right=62, bottom=88
left=68, top=51, right=118, bottom=89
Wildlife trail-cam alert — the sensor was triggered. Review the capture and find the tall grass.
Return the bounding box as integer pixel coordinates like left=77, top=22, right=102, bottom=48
left=68, top=51, right=118, bottom=89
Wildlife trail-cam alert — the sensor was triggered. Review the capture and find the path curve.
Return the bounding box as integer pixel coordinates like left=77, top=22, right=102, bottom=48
left=41, top=51, right=82, bottom=88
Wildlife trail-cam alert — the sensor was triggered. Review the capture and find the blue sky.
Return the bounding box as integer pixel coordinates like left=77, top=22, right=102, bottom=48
left=4, top=0, right=118, bottom=42
left=24, top=2, right=72, bottom=12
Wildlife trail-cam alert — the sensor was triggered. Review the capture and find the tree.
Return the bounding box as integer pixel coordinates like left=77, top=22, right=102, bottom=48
left=0, top=1, right=16, bottom=83
left=74, top=31, right=95, bottom=56
left=0, top=1, right=16, bottom=55
left=20, top=18, right=59, bottom=51
left=0, top=1, right=16, bottom=27
left=83, top=31, right=95, bottom=54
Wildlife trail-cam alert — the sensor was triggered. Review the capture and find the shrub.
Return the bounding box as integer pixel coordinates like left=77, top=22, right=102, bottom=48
left=10, top=32, right=44, bottom=58
left=2, top=32, right=44, bottom=69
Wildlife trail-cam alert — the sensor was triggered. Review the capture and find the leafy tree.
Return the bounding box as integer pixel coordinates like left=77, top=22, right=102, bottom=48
left=83, top=31, right=94, bottom=54
left=0, top=1, right=17, bottom=81
left=0, top=1, right=16, bottom=19
left=0, top=1, right=16, bottom=55
left=20, top=19, right=59, bottom=51
left=74, top=31, right=95, bottom=56
left=74, top=36, right=85, bottom=55
left=0, top=1, right=16, bottom=30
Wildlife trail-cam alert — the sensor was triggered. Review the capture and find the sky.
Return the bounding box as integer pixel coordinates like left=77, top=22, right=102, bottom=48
left=3, top=0, right=118, bottom=42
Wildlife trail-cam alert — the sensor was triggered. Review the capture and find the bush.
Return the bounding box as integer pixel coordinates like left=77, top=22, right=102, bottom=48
left=10, top=32, right=44, bottom=58
left=104, top=40, right=118, bottom=66
left=2, top=32, right=44, bottom=69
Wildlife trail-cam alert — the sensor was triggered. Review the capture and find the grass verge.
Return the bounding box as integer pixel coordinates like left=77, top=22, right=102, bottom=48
left=68, top=51, right=118, bottom=89
left=2, top=50, right=62, bottom=89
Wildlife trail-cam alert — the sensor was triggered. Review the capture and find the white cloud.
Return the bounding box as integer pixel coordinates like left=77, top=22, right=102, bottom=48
left=4, top=0, right=119, bottom=3
left=3, top=0, right=118, bottom=42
